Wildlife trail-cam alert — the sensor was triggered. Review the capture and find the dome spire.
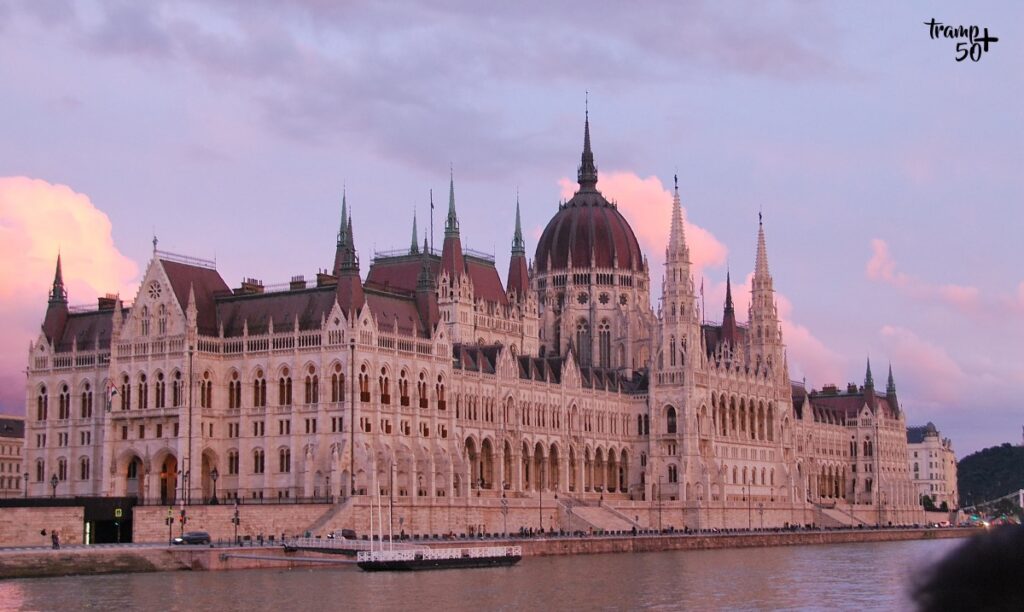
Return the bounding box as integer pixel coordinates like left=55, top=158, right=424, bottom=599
left=512, top=193, right=525, bottom=256
left=577, top=93, right=598, bottom=191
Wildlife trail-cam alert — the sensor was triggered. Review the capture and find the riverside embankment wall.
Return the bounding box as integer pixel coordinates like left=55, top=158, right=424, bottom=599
left=0, top=528, right=973, bottom=579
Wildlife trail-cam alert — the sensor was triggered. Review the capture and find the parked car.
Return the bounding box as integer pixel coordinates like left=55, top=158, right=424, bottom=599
left=173, top=531, right=212, bottom=545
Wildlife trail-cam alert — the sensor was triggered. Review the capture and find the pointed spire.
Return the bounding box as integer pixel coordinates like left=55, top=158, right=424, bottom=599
left=886, top=363, right=896, bottom=395
left=445, top=166, right=459, bottom=237
left=577, top=95, right=598, bottom=191
left=864, top=357, right=875, bottom=389
left=754, top=213, right=771, bottom=282
left=512, top=196, right=525, bottom=256
left=339, top=211, right=358, bottom=272
left=667, top=173, right=688, bottom=262
left=724, top=269, right=734, bottom=313
left=49, top=253, right=67, bottom=305
left=410, top=209, right=420, bottom=255
left=338, top=188, right=348, bottom=247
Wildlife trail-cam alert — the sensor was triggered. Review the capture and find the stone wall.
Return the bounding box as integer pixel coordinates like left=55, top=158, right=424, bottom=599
left=0, top=507, right=84, bottom=547
left=133, top=504, right=332, bottom=543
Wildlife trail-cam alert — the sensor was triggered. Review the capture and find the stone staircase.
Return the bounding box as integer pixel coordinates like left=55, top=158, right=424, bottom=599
left=568, top=504, right=637, bottom=533
left=305, top=497, right=355, bottom=536
left=814, top=504, right=864, bottom=528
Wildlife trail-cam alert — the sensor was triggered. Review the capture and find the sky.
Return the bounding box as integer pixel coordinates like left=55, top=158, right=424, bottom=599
left=0, top=1, right=1020, bottom=457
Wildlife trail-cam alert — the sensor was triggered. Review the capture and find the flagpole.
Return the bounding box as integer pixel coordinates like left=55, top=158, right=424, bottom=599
left=701, top=276, right=705, bottom=325
left=429, top=189, right=434, bottom=254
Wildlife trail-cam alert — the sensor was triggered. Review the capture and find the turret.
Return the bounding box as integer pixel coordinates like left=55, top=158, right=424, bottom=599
left=659, top=175, right=699, bottom=374
left=439, top=170, right=465, bottom=279
left=506, top=198, right=530, bottom=300
left=41, top=254, right=69, bottom=344
left=748, top=215, right=783, bottom=374
left=721, top=270, right=738, bottom=347
left=415, top=237, right=439, bottom=334
left=335, top=210, right=365, bottom=316
left=863, top=357, right=876, bottom=408
left=410, top=209, right=420, bottom=255
left=331, top=190, right=348, bottom=276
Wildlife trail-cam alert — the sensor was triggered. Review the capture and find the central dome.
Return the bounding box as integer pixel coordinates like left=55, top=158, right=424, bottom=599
left=534, top=194, right=643, bottom=273
left=534, top=113, right=643, bottom=274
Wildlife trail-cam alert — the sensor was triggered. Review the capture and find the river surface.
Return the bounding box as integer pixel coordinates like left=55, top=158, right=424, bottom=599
left=0, top=538, right=962, bottom=611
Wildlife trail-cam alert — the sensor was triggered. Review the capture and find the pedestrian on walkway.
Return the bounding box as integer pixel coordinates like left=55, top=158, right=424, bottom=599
left=51, top=530, right=60, bottom=550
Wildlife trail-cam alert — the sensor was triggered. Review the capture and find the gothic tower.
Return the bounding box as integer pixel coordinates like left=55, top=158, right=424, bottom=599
left=747, top=216, right=784, bottom=379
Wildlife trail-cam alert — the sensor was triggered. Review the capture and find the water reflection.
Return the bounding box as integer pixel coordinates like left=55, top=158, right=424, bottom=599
left=0, top=538, right=961, bottom=611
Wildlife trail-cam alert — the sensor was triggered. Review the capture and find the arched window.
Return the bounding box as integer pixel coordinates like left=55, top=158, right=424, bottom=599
left=278, top=368, right=292, bottom=406
left=79, top=457, right=90, bottom=480
left=59, top=385, right=70, bottom=419
left=304, top=366, right=318, bottom=405
left=378, top=368, right=390, bottom=404
left=398, top=371, right=409, bottom=407
left=279, top=448, right=291, bottom=473
left=80, top=382, right=93, bottom=418
left=331, top=364, right=344, bottom=403
left=138, top=374, right=148, bottom=409
left=157, top=304, right=167, bottom=335
left=172, top=371, right=182, bottom=407
left=200, top=371, right=212, bottom=408
left=228, top=450, right=239, bottom=475
left=359, top=365, right=370, bottom=402
left=253, top=370, right=267, bottom=407
left=229, top=371, right=242, bottom=409
left=576, top=319, right=591, bottom=367
left=418, top=372, right=428, bottom=409
left=253, top=449, right=265, bottom=474
left=666, top=406, right=677, bottom=434
left=36, top=459, right=45, bottom=482
left=140, top=306, right=150, bottom=336
left=436, top=375, right=446, bottom=410
left=120, top=375, right=131, bottom=410
left=37, top=386, right=48, bottom=421
left=598, top=320, right=611, bottom=368
left=669, top=336, right=676, bottom=367
left=155, top=372, right=166, bottom=408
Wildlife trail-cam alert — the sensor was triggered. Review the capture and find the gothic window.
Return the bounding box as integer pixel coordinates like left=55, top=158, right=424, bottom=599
left=79, top=457, right=90, bottom=480
left=279, top=448, right=291, bottom=473
left=253, top=449, right=265, bottom=474
left=200, top=371, right=212, bottom=409
left=35, top=459, right=44, bottom=482
left=228, top=450, right=239, bottom=475
left=599, top=292, right=610, bottom=305
left=331, top=364, right=344, bottom=403
left=80, top=382, right=93, bottom=418
left=436, top=376, right=446, bottom=410
left=229, top=371, right=242, bottom=409
left=619, top=293, right=628, bottom=306
left=120, top=375, right=130, bottom=410
left=172, top=371, right=182, bottom=407
left=359, top=365, right=370, bottom=402
left=304, top=366, right=318, bottom=405
left=37, top=386, right=48, bottom=421
left=399, top=371, right=409, bottom=406
left=577, top=292, right=589, bottom=305
left=140, top=306, right=150, bottom=336
left=155, top=372, right=166, bottom=408
left=57, top=458, right=67, bottom=481
left=157, top=304, right=167, bottom=335
left=598, top=320, right=611, bottom=368
left=59, top=385, right=70, bottom=420
left=278, top=368, right=292, bottom=406
left=418, top=373, right=428, bottom=409
left=576, top=319, right=591, bottom=367
left=138, top=374, right=148, bottom=410
left=669, top=336, right=677, bottom=367
left=379, top=368, right=390, bottom=404
left=253, top=370, right=267, bottom=407
left=666, top=406, right=677, bottom=434
left=668, top=464, right=678, bottom=484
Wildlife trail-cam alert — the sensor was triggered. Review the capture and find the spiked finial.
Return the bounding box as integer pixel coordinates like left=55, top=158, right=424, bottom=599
left=512, top=194, right=525, bottom=256
left=338, top=188, right=348, bottom=247
left=667, top=173, right=688, bottom=261
left=410, top=209, right=419, bottom=255
left=49, top=253, right=67, bottom=305
left=886, top=363, right=896, bottom=395
left=864, top=357, right=875, bottom=389
left=577, top=96, right=598, bottom=190
left=724, top=269, right=734, bottom=313
left=754, top=214, right=771, bottom=281
left=445, top=166, right=459, bottom=236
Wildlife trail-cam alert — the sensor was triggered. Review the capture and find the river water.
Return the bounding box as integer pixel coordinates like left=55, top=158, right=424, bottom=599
left=0, top=538, right=961, bottom=611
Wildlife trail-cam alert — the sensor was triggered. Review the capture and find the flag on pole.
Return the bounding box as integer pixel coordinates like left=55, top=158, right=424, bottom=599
left=106, top=380, right=117, bottom=412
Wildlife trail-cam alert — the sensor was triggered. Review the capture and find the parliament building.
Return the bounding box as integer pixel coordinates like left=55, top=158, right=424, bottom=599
left=22, top=115, right=924, bottom=535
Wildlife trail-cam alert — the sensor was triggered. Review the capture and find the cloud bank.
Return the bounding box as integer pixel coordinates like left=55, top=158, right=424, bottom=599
left=0, top=177, right=139, bottom=413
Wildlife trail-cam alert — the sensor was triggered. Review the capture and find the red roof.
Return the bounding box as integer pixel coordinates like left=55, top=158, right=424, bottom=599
left=535, top=193, right=643, bottom=273
left=365, top=290, right=425, bottom=337
left=161, top=259, right=230, bottom=335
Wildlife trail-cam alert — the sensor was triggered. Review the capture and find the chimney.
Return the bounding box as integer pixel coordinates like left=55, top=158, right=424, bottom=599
left=98, top=294, right=118, bottom=310
left=289, top=275, right=307, bottom=291
left=235, top=278, right=265, bottom=295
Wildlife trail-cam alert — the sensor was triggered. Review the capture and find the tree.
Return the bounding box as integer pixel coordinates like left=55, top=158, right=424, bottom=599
left=922, top=495, right=937, bottom=512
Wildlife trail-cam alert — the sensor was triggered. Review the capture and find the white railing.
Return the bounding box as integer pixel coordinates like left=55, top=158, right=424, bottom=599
left=356, top=545, right=521, bottom=563
left=289, top=537, right=423, bottom=552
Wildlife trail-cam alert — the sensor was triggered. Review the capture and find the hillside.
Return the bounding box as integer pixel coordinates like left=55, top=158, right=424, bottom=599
left=958, top=443, right=1024, bottom=507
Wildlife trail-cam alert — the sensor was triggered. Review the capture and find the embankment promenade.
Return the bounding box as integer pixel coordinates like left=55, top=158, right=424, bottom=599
left=0, top=527, right=974, bottom=579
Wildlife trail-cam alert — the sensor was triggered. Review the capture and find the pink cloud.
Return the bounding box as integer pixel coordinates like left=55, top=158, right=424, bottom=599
left=879, top=325, right=965, bottom=407
left=0, top=177, right=139, bottom=412
left=557, top=172, right=728, bottom=283
left=866, top=238, right=982, bottom=313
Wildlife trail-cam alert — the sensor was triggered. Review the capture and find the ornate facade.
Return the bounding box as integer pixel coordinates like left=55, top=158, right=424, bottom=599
left=22, top=116, right=923, bottom=530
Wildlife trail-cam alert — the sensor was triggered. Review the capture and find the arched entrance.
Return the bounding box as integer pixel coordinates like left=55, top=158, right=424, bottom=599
left=125, top=455, right=143, bottom=499
left=159, top=455, right=178, bottom=504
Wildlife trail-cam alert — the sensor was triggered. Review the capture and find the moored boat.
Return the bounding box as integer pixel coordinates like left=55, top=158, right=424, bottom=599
left=356, top=545, right=522, bottom=571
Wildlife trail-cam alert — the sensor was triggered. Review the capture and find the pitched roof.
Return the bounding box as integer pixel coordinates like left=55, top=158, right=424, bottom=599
left=0, top=418, right=24, bottom=439
left=365, top=290, right=425, bottom=337
left=55, top=310, right=116, bottom=352
left=215, top=287, right=337, bottom=337
left=160, top=259, right=230, bottom=335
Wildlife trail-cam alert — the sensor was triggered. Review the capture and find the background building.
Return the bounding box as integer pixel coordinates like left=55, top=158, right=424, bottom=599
left=907, top=422, right=958, bottom=511
left=0, top=416, right=24, bottom=498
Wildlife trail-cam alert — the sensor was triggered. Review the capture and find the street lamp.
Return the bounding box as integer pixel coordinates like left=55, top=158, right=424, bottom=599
left=50, top=473, right=58, bottom=499
left=210, top=467, right=219, bottom=505
left=232, top=500, right=240, bottom=545
left=757, top=502, right=765, bottom=530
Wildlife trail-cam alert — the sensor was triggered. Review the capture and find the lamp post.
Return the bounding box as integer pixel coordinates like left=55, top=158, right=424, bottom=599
left=23, top=472, right=28, bottom=498
left=501, top=494, right=509, bottom=537
left=187, top=344, right=194, bottom=506
left=657, top=476, right=663, bottom=532
left=757, top=502, right=765, bottom=530
left=210, top=467, right=219, bottom=505
left=232, top=500, right=240, bottom=545
left=348, top=337, right=356, bottom=501
left=50, top=473, right=58, bottom=499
